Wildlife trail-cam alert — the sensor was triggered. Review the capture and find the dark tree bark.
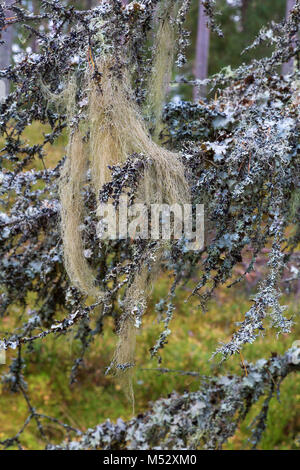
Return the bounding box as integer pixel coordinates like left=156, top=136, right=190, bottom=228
left=0, top=0, right=14, bottom=98
left=193, top=0, right=210, bottom=101
left=282, top=0, right=296, bottom=75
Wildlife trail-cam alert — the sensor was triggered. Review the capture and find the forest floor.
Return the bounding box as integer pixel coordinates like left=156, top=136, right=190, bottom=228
left=0, top=123, right=299, bottom=450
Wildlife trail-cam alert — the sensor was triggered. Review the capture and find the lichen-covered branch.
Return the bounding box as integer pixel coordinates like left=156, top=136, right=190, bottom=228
left=45, top=347, right=299, bottom=450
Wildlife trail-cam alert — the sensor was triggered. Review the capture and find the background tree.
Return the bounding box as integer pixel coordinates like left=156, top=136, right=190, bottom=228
left=0, top=0, right=299, bottom=450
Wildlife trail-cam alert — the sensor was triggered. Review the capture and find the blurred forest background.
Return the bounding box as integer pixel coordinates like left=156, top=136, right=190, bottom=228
left=0, top=0, right=299, bottom=450
left=0, top=0, right=291, bottom=99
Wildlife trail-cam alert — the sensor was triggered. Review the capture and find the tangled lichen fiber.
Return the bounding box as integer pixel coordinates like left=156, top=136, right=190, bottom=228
left=59, top=79, right=103, bottom=298
left=112, top=244, right=163, bottom=366
left=111, top=245, right=164, bottom=405
left=111, top=265, right=149, bottom=407
left=60, top=55, right=189, bottom=295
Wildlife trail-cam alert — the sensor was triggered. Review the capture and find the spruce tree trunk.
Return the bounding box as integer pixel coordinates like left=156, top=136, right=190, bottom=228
left=282, top=0, right=296, bottom=75
left=194, top=0, right=210, bottom=101
left=85, top=0, right=94, bottom=8
left=0, top=0, right=13, bottom=98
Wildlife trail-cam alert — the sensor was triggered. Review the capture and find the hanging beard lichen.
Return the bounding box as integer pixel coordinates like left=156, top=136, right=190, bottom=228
left=58, top=3, right=190, bottom=389
left=59, top=131, right=102, bottom=298
left=109, top=243, right=164, bottom=407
